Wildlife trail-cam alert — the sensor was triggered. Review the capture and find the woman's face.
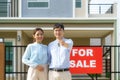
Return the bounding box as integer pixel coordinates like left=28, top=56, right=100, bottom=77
left=33, top=30, right=44, bottom=43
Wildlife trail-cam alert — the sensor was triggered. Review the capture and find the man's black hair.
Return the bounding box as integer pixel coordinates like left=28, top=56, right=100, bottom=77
left=53, top=23, right=64, bottom=30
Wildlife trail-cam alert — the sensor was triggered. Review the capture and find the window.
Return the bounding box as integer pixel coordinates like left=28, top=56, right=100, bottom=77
left=5, top=42, right=13, bottom=72
left=0, top=1, right=7, bottom=17
left=27, top=0, right=49, bottom=8
left=0, top=0, right=11, bottom=17
left=4, top=38, right=15, bottom=73
left=75, top=0, right=81, bottom=8
left=90, top=38, right=101, bottom=46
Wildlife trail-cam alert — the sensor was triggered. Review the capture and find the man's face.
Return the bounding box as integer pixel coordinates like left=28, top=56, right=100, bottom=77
left=54, top=27, right=64, bottom=39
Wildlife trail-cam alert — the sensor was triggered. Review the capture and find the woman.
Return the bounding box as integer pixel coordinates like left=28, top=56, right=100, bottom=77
left=22, top=28, right=48, bottom=80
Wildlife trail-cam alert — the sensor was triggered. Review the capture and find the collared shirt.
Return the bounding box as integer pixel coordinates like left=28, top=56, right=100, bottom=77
left=22, top=42, right=48, bottom=68
left=48, top=38, right=73, bottom=69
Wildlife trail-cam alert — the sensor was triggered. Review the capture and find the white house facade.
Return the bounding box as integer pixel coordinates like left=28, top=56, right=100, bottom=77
left=0, top=0, right=119, bottom=80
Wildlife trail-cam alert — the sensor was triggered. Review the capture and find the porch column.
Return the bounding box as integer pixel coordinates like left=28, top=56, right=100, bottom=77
left=17, top=30, right=22, bottom=45
left=16, top=30, right=22, bottom=80
left=111, top=31, right=115, bottom=80
left=115, top=0, right=120, bottom=80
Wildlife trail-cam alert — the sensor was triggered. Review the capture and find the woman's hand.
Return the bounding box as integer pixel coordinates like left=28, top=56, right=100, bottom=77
left=36, top=65, right=44, bottom=71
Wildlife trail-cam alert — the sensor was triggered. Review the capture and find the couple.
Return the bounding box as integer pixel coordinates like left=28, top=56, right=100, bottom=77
left=22, top=23, right=73, bottom=80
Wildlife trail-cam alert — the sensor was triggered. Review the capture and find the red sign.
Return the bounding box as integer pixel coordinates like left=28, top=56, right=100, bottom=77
left=70, top=47, right=103, bottom=74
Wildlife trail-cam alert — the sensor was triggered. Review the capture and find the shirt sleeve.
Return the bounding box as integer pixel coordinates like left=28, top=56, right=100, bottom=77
left=47, top=44, right=51, bottom=65
left=67, top=39, right=73, bottom=51
left=22, top=44, right=38, bottom=68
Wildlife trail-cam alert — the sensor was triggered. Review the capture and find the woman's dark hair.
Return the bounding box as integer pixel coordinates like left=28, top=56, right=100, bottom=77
left=53, top=23, right=64, bottom=30
left=33, top=28, right=44, bottom=35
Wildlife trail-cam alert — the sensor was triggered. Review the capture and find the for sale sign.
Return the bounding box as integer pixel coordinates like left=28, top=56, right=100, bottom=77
left=70, top=47, right=102, bottom=74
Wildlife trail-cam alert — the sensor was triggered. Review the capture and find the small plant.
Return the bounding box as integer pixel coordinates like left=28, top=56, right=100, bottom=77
left=88, top=74, right=101, bottom=80
left=106, top=72, right=111, bottom=78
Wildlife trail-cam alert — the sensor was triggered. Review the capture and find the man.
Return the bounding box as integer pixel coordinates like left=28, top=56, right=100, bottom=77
left=48, top=23, right=73, bottom=80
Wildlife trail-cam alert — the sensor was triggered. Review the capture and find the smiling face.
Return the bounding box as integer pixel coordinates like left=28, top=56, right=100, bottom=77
left=54, top=27, right=64, bottom=39
left=33, top=29, right=44, bottom=43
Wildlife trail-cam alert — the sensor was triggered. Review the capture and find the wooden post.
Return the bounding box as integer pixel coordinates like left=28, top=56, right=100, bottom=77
left=0, top=43, right=5, bottom=80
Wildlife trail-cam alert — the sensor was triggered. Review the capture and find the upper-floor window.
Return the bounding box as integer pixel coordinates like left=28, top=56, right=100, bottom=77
left=76, top=0, right=81, bottom=8
left=27, top=0, right=49, bottom=8
left=0, top=0, right=11, bottom=17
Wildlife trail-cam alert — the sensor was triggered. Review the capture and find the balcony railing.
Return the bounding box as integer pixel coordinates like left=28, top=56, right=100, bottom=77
left=88, top=4, right=113, bottom=14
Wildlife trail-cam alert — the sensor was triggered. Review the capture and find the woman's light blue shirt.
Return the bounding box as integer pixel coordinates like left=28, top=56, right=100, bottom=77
left=22, top=42, right=48, bottom=68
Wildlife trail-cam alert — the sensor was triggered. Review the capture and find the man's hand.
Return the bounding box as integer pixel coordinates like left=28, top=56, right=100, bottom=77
left=58, top=40, right=69, bottom=48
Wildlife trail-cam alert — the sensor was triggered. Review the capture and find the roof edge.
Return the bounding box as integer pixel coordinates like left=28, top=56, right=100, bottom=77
left=0, top=17, right=117, bottom=24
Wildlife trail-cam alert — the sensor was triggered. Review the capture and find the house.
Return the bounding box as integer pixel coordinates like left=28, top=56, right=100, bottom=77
left=0, top=0, right=119, bottom=80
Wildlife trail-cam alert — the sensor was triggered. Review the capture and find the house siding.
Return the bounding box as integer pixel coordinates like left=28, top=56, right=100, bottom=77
left=22, top=0, right=73, bottom=17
